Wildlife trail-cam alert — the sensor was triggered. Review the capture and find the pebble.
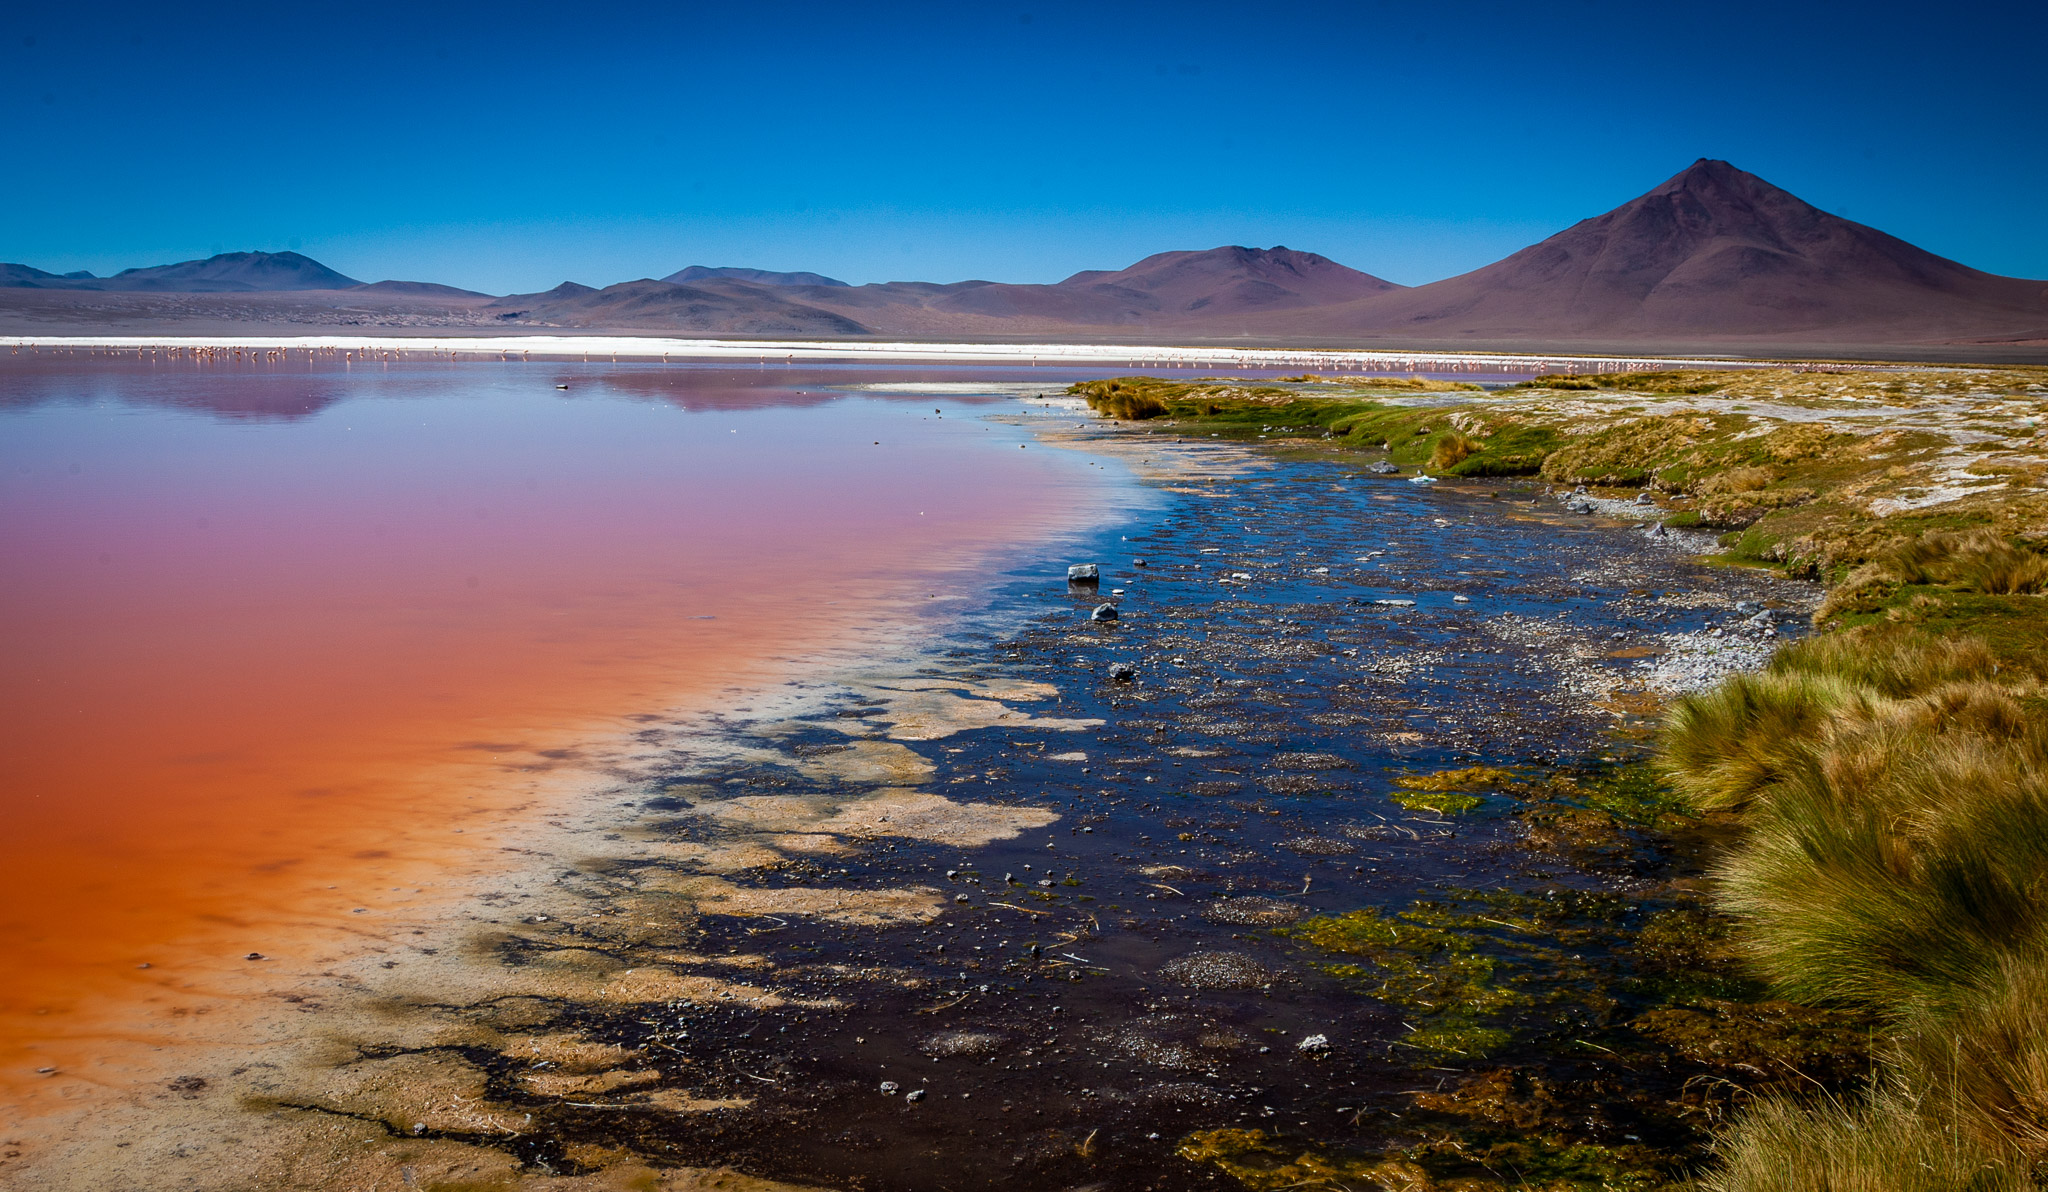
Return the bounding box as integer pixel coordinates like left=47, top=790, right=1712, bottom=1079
left=1091, top=604, right=1119, bottom=622
left=1296, top=1034, right=1332, bottom=1053
left=880, top=1081, right=900, bottom=1095
left=1067, top=563, right=1099, bottom=582
left=1108, top=662, right=1136, bottom=683
left=905, top=1089, right=926, bottom=1103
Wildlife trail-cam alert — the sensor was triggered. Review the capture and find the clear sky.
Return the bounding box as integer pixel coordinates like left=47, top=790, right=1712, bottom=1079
left=4, top=0, right=2042, bottom=294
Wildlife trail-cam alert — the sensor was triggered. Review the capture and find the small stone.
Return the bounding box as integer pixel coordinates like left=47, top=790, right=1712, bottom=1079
left=1296, top=1034, right=1332, bottom=1053
left=1566, top=500, right=1595, bottom=514
left=1091, top=603, right=1119, bottom=622
left=1735, top=600, right=1762, bottom=615
left=411, top=1122, right=428, bottom=1136
left=245, top=952, right=265, bottom=960
left=954, top=894, right=970, bottom=903
left=1366, top=461, right=1398, bottom=474
left=1108, top=662, right=1136, bottom=683
left=905, top=1089, right=926, bottom=1103
left=945, top=869, right=958, bottom=879
left=1037, top=879, right=1054, bottom=888
left=1635, top=491, right=1655, bottom=505
left=881, top=1081, right=900, bottom=1095
left=1133, top=558, right=1147, bottom=567
left=1648, top=523, right=1668, bottom=538
left=1067, top=563, right=1099, bottom=582
left=1452, top=594, right=1471, bottom=603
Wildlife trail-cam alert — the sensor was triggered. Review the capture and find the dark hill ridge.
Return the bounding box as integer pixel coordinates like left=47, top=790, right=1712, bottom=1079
left=1061, top=246, right=1400, bottom=313
left=104, top=251, right=362, bottom=292
left=663, top=266, right=850, bottom=287
left=0, top=251, right=362, bottom=292
left=511, top=246, right=1404, bottom=335
left=1256, top=159, right=2048, bottom=342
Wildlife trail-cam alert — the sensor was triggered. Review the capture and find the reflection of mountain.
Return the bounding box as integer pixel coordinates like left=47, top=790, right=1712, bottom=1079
left=0, top=364, right=351, bottom=422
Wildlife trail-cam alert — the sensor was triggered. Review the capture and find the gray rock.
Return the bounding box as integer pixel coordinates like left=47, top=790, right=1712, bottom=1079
left=1366, top=461, right=1399, bottom=475
left=1068, top=563, right=1099, bottom=582
left=1648, top=522, right=1667, bottom=538
left=1566, top=500, right=1596, bottom=514
left=1296, top=1034, right=1332, bottom=1054
left=904, top=1089, right=926, bottom=1103
left=880, top=1081, right=900, bottom=1094
left=1635, top=491, right=1656, bottom=505
left=1735, top=600, right=1762, bottom=615
left=1133, top=558, right=1147, bottom=567
left=1108, top=662, right=1136, bottom=683
left=1091, top=603, right=1119, bottom=623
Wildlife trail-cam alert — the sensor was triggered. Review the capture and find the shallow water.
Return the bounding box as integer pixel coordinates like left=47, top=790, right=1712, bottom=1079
left=0, top=358, right=1818, bottom=1190
left=0, top=357, right=1121, bottom=1088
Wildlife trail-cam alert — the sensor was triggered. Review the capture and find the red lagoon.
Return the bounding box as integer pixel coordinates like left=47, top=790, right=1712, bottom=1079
left=0, top=357, right=1111, bottom=1096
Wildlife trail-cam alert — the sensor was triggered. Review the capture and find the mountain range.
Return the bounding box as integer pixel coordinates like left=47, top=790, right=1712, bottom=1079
left=4, top=162, right=2043, bottom=352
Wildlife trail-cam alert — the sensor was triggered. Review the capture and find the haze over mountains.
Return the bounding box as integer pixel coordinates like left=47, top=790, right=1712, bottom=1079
left=5, top=162, right=2043, bottom=353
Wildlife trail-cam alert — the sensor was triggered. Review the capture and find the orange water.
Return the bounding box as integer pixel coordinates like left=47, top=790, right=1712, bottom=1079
left=0, top=358, right=1104, bottom=1094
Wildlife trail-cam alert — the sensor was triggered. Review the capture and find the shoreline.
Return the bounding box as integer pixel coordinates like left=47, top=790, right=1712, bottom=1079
left=4, top=334, right=1835, bottom=374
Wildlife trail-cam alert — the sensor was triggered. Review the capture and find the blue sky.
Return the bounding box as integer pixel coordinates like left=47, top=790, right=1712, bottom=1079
left=4, top=0, right=2042, bottom=294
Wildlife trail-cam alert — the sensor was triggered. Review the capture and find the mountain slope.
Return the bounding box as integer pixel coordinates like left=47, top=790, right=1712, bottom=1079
left=98, top=251, right=363, bottom=292
left=488, top=279, right=869, bottom=335
left=1283, top=160, right=2048, bottom=342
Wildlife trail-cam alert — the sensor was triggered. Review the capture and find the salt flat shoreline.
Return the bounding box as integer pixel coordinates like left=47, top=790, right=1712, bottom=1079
left=1, top=334, right=1784, bottom=374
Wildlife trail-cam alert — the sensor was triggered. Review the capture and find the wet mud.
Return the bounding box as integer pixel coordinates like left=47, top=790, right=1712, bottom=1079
left=5, top=400, right=1850, bottom=1191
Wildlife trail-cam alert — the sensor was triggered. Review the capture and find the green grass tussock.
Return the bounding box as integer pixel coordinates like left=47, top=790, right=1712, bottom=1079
left=1665, top=532, right=2048, bottom=1184
left=1700, top=1088, right=2026, bottom=1192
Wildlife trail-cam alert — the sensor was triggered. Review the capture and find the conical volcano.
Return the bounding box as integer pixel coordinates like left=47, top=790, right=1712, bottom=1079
left=1285, top=159, right=2048, bottom=343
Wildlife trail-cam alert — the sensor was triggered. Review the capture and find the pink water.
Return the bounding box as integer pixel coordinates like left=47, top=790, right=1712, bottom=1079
left=0, top=356, right=1108, bottom=1093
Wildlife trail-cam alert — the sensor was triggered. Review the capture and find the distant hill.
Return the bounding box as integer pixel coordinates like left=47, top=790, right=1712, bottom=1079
left=1262, top=160, right=2048, bottom=344
left=487, top=279, right=867, bottom=335
left=475, top=247, right=1402, bottom=337
left=0, top=251, right=362, bottom=292
left=1060, top=246, right=1400, bottom=314
left=0, top=264, right=67, bottom=287
left=3, top=175, right=2042, bottom=352
left=663, top=266, right=850, bottom=287
left=101, top=251, right=362, bottom=292
left=352, top=279, right=488, bottom=298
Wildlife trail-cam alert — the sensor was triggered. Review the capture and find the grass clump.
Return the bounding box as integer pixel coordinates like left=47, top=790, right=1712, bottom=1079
left=1700, top=1089, right=2027, bottom=1192
left=1663, top=545, right=2048, bottom=1182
